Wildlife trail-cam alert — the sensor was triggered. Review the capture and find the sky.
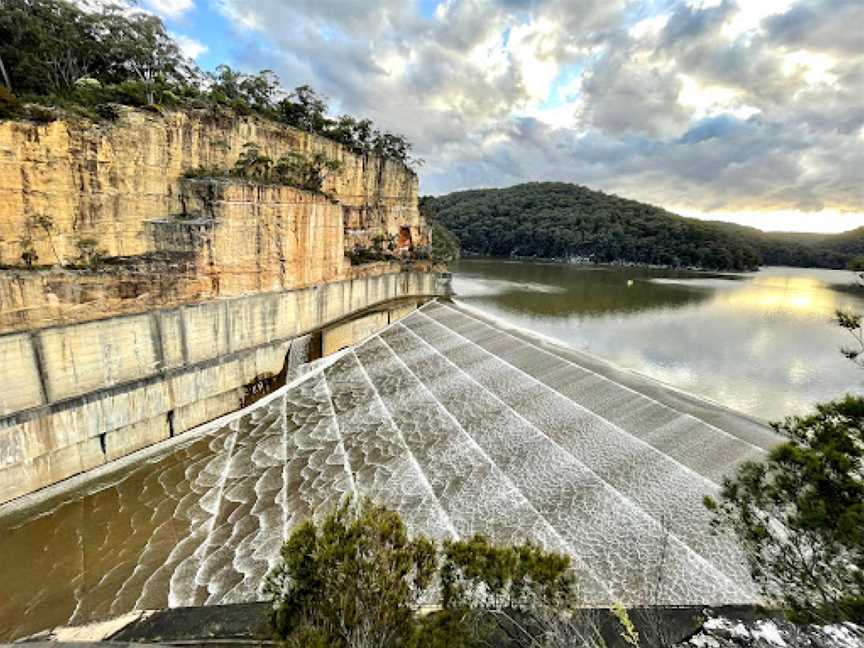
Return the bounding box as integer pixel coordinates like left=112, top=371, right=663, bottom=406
left=143, top=0, right=862, bottom=233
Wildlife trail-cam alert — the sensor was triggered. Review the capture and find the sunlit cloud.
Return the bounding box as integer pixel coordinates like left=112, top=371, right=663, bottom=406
left=203, top=0, right=863, bottom=233
left=678, top=208, right=864, bottom=233
left=172, top=33, right=208, bottom=60
left=142, top=0, right=194, bottom=20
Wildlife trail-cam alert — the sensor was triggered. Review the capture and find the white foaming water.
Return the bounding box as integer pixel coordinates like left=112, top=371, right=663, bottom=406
left=0, top=304, right=779, bottom=641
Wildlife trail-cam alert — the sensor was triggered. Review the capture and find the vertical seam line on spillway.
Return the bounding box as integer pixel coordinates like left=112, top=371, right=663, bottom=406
left=349, top=349, right=460, bottom=540
left=321, top=372, right=358, bottom=501
left=428, top=300, right=769, bottom=457
left=195, top=423, right=240, bottom=588
left=392, top=319, right=746, bottom=599
left=374, top=328, right=618, bottom=601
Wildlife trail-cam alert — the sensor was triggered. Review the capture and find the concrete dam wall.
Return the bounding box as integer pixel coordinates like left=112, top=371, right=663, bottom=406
left=0, top=273, right=440, bottom=504
left=0, top=301, right=782, bottom=639
left=0, top=107, right=442, bottom=503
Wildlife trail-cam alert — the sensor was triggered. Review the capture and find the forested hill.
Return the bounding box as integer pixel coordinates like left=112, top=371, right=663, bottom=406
left=707, top=222, right=864, bottom=269
left=423, top=183, right=864, bottom=271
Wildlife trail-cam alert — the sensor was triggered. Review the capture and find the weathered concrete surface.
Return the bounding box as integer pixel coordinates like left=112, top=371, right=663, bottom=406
left=321, top=302, right=421, bottom=356
left=0, top=273, right=440, bottom=503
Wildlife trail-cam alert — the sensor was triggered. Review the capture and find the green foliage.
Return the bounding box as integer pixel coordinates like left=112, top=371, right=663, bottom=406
left=705, top=395, right=864, bottom=623
left=441, top=534, right=576, bottom=611
left=347, top=245, right=391, bottom=265
left=424, top=183, right=762, bottom=271
left=0, top=0, right=194, bottom=102
left=263, top=498, right=438, bottom=647
left=271, top=151, right=342, bottom=192
left=836, top=310, right=864, bottom=367
left=276, top=85, right=330, bottom=133
left=184, top=144, right=343, bottom=193
left=420, top=196, right=461, bottom=264
left=431, top=221, right=460, bottom=263
left=710, top=221, right=864, bottom=269
left=264, top=499, right=582, bottom=647
left=847, top=256, right=864, bottom=290
left=232, top=142, right=273, bottom=180
left=0, top=86, right=21, bottom=118
left=0, top=1, right=414, bottom=165
left=406, top=610, right=490, bottom=648
left=611, top=602, right=640, bottom=647
left=425, top=183, right=864, bottom=271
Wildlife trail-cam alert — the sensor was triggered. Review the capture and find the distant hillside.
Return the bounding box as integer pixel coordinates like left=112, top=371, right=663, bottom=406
left=707, top=221, right=864, bottom=269
left=423, top=183, right=864, bottom=271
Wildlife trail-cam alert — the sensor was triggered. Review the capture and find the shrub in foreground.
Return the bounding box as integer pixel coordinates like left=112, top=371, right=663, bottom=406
left=263, top=498, right=580, bottom=647
left=705, top=395, right=864, bottom=622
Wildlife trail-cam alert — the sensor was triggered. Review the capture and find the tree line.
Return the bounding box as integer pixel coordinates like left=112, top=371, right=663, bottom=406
left=0, top=0, right=415, bottom=165
left=423, top=183, right=864, bottom=272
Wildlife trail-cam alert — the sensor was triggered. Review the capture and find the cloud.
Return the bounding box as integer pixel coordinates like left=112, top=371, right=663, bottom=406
left=142, top=0, right=195, bottom=20
left=172, top=33, right=208, bottom=60
left=764, top=0, right=864, bottom=55
left=209, top=0, right=864, bottom=230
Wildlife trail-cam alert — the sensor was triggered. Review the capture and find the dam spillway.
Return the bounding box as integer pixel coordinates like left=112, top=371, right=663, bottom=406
left=0, top=300, right=781, bottom=640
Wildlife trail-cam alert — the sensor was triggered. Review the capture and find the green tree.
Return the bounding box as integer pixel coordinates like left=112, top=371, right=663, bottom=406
left=0, top=0, right=104, bottom=95
left=263, top=499, right=585, bottom=647
left=705, top=397, right=864, bottom=622
left=232, top=142, right=272, bottom=180
left=848, top=256, right=864, bottom=288
left=207, top=65, right=278, bottom=113
left=273, top=151, right=342, bottom=192
left=99, top=10, right=193, bottom=106
left=0, top=1, right=417, bottom=167
left=263, top=498, right=438, bottom=647
left=276, top=85, right=330, bottom=133
left=441, top=534, right=576, bottom=611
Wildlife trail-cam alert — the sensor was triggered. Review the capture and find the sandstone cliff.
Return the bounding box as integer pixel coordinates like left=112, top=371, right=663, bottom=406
left=0, top=107, right=441, bottom=502
left=0, top=107, right=429, bottom=332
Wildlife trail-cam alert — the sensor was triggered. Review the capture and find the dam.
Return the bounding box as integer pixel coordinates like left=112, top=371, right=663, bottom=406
left=0, top=300, right=781, bottom=640
left=0, top=106, right=781, bottom=641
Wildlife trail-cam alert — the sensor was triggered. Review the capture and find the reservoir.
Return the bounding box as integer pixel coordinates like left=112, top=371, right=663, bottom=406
left=450, top=260, right=864, bottom=420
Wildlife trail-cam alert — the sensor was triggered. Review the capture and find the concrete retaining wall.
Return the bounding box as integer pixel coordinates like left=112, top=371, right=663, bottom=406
left=0, top=271, right=440, bottom=503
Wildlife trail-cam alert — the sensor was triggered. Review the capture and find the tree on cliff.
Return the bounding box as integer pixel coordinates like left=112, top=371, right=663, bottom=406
left=0, top=0, right=418, bottom=165
left=276, top=85, right=330, bottom=133
left=99, top=11, right=193, bottom=105
left=0, top=0, right=105, bottom=95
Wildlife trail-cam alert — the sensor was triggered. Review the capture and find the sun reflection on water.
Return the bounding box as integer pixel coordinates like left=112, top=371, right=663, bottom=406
left=716, top=275, right=844, bottom=318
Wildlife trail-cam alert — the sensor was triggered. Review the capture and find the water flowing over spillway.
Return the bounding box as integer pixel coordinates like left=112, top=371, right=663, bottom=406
left=0, top=301, right=781, bottom=640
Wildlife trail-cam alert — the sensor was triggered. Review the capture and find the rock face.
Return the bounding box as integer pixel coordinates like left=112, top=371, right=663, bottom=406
left=0, top=107, right=429, bottom=332
left=0, top=108, right=440, bottom=502
left=0, top=106, right=422, bottom=264
left=679, top=616, right=863, bottom=648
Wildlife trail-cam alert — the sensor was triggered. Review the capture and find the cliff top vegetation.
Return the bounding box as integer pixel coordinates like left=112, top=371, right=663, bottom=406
left=0, top=0, right=417, bottom=166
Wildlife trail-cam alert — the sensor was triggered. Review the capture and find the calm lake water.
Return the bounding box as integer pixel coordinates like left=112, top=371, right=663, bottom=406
left=451, top=259, right=864, bottom=421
